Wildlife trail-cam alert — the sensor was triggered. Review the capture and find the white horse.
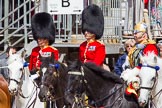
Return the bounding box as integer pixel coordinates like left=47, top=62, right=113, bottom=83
left=138, top=52, right=162, bottom=108
left=7, top=52, right=44, bottom=108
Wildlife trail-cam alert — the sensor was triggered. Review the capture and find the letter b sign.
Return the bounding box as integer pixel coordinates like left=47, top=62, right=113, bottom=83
left=62, top=0, right=70, bottom=7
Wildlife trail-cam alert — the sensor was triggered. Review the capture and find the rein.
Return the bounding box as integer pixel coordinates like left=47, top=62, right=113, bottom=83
left=25, top=83, right=38, bottom=108
left=0, top=66, right=8, bottom=69
left=68, top=68, right=124, bottom=108
left=91, top=85, right=123, bottom=107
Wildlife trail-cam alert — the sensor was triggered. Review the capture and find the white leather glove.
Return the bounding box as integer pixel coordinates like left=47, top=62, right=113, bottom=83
left=29, top=73, right=39, bottom=80
left=128, top=76, right=140, bottom=90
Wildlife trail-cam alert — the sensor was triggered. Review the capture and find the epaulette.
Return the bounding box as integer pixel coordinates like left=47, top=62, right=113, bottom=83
left=49, top=46, right=58, bottom=50
left=141, top=39, right=156, bottom=44
left=96, top=40, right=105, bottom=45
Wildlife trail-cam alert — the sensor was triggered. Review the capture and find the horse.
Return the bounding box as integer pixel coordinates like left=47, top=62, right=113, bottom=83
left=0, top=74, right=11, bottom=108
left=137, top=51, right=162, bottom=108
left=65, top=60, right=140, bottom=108
left=7, top=52, right=44, bottom=108
left=38, top=53, right=70, bottom=108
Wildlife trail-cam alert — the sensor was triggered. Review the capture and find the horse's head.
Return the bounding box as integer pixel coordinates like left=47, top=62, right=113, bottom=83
left=7, top=53, right=24, bottom=95
left=65, top=60, right=86, bottom=105
left=138, top=52, right=159, bottom=107
left=38, top=55, right=60, bottom=102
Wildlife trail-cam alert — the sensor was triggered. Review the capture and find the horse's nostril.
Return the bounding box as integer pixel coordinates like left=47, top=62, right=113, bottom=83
left=139, top=100, right=147, bottom=107
left=9, top=88, right=17, bottom=95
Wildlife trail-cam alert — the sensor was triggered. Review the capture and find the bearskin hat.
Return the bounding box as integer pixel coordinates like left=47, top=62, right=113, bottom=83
left=31, top=12, right=55, bottom=45
left=82, top=4, right=104, bottom=39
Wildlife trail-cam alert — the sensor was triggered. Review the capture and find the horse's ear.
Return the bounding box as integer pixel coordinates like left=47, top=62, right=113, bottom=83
left=21, top=50, right=26, bottom=58
left=9, top=49, right=13, bottom=56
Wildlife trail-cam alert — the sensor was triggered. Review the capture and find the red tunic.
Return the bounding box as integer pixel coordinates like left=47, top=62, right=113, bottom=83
left=29, top=46, right=59, bottom=71
left=79, top=40, right=106, bottom=66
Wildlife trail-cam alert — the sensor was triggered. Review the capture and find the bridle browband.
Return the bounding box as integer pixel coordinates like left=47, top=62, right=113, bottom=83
left=0, top=66, right=8, bottom=69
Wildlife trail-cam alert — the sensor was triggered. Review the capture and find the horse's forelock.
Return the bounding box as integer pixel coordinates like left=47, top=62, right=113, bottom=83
left=84, top=62, right=123, bottom=84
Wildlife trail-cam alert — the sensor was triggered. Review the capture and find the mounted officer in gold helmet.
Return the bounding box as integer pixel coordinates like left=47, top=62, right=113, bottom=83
left=128, top=22, right=157, bottom=68
left=121, top=22, right=159, bottom=98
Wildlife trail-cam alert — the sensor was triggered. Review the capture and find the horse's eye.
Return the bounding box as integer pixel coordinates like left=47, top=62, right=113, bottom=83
left=20, top=68, right=23, bottom=71
left=151, top=77, right=156, bottom=81
left=49, top=85, right=53, bottom=91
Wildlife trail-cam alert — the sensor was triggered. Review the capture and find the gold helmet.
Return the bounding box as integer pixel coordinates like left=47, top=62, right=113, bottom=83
left=134, top=22, right=147, bottom=34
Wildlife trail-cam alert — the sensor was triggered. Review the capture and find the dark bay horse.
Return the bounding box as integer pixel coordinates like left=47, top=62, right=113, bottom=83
left=65, top=60, right=140, bottom=108
left=38, top=54, right=70, bottom=108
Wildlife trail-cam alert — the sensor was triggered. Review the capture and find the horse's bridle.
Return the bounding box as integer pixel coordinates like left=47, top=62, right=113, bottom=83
left=139, top=64, right=159, bottom=90
left=139, top=64, right=160, bottom=108
left=40, top=63, right=61, bottom=101
left=8, top=67, right=33, bottom=98
left=67, top=66, right=86, bottom=91
left=9, top=68, right=24, bottom=85
left=8, top=59, right=35, bottom=98
left=67, top=66, right=87, bottom=106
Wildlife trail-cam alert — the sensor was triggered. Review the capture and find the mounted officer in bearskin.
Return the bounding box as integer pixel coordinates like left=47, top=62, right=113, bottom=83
left=29, top=12, right=59, bottom=82
left=79, top=4, right=110, bottom=72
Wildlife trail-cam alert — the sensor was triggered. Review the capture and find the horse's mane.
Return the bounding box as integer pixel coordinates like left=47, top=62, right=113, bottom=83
left=84, top=62, right=123, bottom=84
left=67, top=60, right=123, bottom=84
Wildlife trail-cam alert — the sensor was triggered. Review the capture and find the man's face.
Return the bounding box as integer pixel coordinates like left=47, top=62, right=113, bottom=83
left=84, top=31, right=95, bottom=40
left=134, top=32, right=146, bottom=43
left=37, top=38, right=49, bottom=48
